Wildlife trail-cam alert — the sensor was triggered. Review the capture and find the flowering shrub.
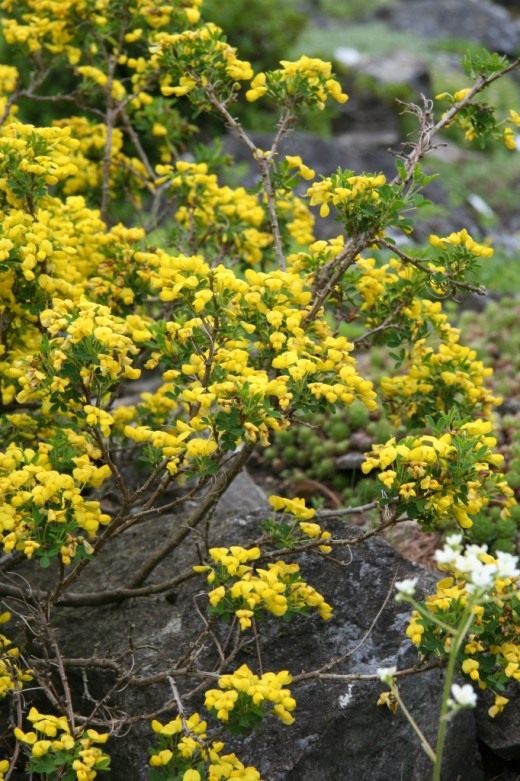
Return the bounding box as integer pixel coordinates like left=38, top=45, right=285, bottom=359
left=379, top=536, right=519, bottom=780
left=149, top=712, right=261, bottom=780
left=408, top=535, right=520, bottom=715
left=14, top=709, right=110, bottom=780
left=361, top=419, right=514, bottom=532
left=0, top=0, right=519, bottom=778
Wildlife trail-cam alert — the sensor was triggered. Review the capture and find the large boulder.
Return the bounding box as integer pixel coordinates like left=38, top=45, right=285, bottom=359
left=6, top=481, right=488, bottom=780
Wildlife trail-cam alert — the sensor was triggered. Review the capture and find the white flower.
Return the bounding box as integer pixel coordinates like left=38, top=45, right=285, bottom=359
left=454, top=545, right=490, bottom=575
left=495, top=551, right=520, bottom=579
left=467, top=561, right=496, bottom=593
left=395, top=577, right=418, bottom=600
left=445, top=533, right=463, bottom=549
left=377, top=666, right=397, bottom=684
left=435, top=545, right=458, bottom=566
left=449, top=683, right=477, bottom=709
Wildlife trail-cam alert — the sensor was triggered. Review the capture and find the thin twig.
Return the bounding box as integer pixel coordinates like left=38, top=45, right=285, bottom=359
left=393, top=56, right=520, bottom=187
left=129, top=445, right=254, bottom=587
left=203, top=84, right=288, bottom=269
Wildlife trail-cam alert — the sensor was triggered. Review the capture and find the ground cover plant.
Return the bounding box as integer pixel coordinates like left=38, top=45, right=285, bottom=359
left=0, top=1, right=519, bottom=779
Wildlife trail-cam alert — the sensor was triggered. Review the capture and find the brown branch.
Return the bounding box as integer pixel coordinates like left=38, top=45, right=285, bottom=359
left=293, top=660, right=442, bottom=684
left=203, top=84, right=288, bottom=269
left=4, top=691, right=23, bottom=781
left=393, top=57, right=520, bottom=187
left=128, top=445, right=255, bottom=588
left=376, top=238, right=486, bottom=296
left=120, top=108, right=156, bottom=183
left=353, top=313, right=406, bottom=348
left=44, top=619, right=77, bottom=732
left=316, top=501, right=378, bottom=518
left=0, top=569, right=196, bottom=606
left=304, top=232, right=372, bottom=324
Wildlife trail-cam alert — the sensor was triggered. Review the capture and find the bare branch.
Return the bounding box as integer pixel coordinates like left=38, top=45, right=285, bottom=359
left=393, top=57, right=520, bottom=186
left=129, top=445, right=255, bottom=587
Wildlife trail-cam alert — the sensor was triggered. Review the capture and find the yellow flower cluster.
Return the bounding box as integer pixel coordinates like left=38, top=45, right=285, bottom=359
left=362, top=421, right=515, bottom=531
left=199, top=545, right=333, bottom=629
left=353, top=258, right=448, bottom=328
left=155, top=160, right=273, bottom=264
left=307, top=173, right=385, bottom=219
left=268, top=494, right=332, bottom=552
left=268, top=494, right=315, bottom=519
left=276, top=190, right=316, bottom=247
left=0, top=64, right=17, bottom=94
left=380, top=330, right=500, bottom=424
left=0, top=205, right=150, bottom=412
left=246, top=56, right=348, bottom=110
left=436, top=88, right=520, bottom=149
left=287, top=234, right=345, bottom=274
left=354, top=256, right=407, bottom=310
left=0, top=611, right=32, bottom=699
left=1, top=0, right=202, bottom=60
left=284, top=155, right=315, bottom=181
left=134, top=0, right=202, bottom=29
left=407, top=554, right=519, bottom=717
left=0, top=442, right=111, bottom=562
left=503, top=108, right=520, bottom=150
left=14, top=708, right=109, bottom=781
left=429, top=228, right=494, bottom=258
left=150, top=712, right=261, bottom=780
left=125, top=251, right=375, bottom=451
left=153, top=23, right=253, bottom=99
left=1, top=0, right=84, bottom=59
left=0, top=64, right=18, bottom=119
left=0, top=123, right=80, bottom=211
left=205, top=664, right=296, bottom=726
left=37, top=297, right=144, bottom=394
left=52, top=116, right=149, bottom=199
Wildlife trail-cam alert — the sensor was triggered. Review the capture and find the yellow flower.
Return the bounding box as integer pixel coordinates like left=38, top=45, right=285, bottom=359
left=503, top=127, right=517, bottom=151
left=462, top=659, right=480, bottom=681
left=268, top=495, right=316, bottom=520
left=488, top=694, right=509, bottom=718
left=186, top=438, right=218, bottom=458
left=378, top=470, right=396, bottom=489
left=183, top=771, right=201, bottom=781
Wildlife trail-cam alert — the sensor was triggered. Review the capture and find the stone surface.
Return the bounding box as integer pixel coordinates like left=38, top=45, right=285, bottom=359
left=223, top=130, right=398, bottom=181
left=215, top=466, right=270, bottom=515
left=383, top=0, right=520, bottom=56
left=476, top=686, right=520, bottom=761
left=7, top=499, right=488, bottom=780
left=353, top=50, right=431, bottom=95
left=335, top=451, right=366, bottom=470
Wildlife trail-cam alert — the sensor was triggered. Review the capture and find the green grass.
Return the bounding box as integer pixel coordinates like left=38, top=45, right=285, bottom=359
left=475, top=252, right=520, bottom=295
left=290, top=21, right=428, bottom=61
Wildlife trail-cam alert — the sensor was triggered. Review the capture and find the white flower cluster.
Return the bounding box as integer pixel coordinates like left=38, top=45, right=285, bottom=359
left=434, top=534, right=519, bottom=593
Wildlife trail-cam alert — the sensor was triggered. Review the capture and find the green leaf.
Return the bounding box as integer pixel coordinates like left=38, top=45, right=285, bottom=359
left=463, top=48, right=508, bottom=79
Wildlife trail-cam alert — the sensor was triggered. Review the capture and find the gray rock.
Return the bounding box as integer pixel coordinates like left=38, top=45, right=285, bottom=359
left=6, top=507, right=487, bottom=780
left=384, top=0, right=520, bottom=56
left=354, top=50, right=431, bottom=96
left=223, top=130, right=398, bottom=181
left=335, top=451, right=366, bottom=470
left=476, top=686, right=520, bottom=761
left=215, top=466, right=270, bottom=514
